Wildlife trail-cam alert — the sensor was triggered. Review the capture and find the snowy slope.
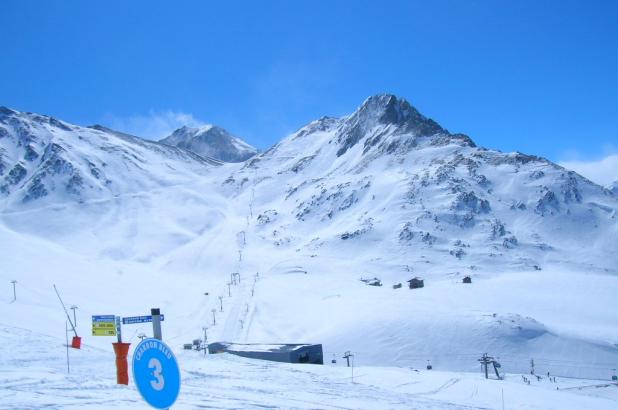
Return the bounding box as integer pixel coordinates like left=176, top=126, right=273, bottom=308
left=160, top=124, right=257, bottom=163
left=1, top=95, right=618, bottom=408
left=0, top=107, right=220, bottom=210
left=225, top=94, right=618, bottom=378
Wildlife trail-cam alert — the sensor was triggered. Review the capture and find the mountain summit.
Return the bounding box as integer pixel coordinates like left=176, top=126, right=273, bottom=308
left=352, top=94, right=443, bottom=130
left=160, top=125, right=257, bottom=163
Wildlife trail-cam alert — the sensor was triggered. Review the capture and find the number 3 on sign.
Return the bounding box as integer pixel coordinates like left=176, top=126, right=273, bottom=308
left=149, top=358, right=165, bottom=390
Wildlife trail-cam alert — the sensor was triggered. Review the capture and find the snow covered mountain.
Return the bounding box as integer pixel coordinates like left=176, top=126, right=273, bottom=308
left=222, top=94, right=618, bottom=377
left=0, top=107, right=219, bottom=209
left=1, top=95, right=618, bottom=407
left=232, top=94, right=617, bottom=269
left=608, top=181, right=618, bottom=195
left=159, top=124, right=257, bottom=162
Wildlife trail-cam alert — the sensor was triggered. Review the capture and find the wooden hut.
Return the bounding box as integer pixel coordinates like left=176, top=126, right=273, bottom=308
left=462, top=276, right=472, bottom=284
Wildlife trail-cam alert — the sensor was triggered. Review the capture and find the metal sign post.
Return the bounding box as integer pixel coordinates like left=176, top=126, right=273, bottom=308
left=132, top=338, right=181, bottom=409
left=116, top=316, right=122, bottom=343
left=92, top=314, right=129, bottom=385
left=151, top=308, right=162, bottom=341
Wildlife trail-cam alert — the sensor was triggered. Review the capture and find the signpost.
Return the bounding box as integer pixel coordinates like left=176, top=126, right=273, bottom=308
left=92, top=314, right=129, bottom=385
left=92, top=315, right=117, bottom=336
left=132, top=338, right=180, bottom=409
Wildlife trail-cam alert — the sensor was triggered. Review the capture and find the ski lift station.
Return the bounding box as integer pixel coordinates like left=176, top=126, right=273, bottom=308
left=208, top=342, right=324, bottom=364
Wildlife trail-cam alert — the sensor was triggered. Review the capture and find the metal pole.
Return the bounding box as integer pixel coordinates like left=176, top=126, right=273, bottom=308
left=53, top=285, right=78, bottom=337
left=151, top=308, right=162, bottom=341
left=65, top=321, right=70, bottom=374
left=10, top=280, right=17, bottom=302
left=344, top=351, right=351, bottom=367
left=203, top=327, right=208, bottom=357
left=70, top=305, right=78, bottom=328
left=227, top=283, right=231, bottom=297
left=116, top=316, right=122, bottom=343
left=219, top=296, right=223, bottom=312
left=211, top=309, right=216, bottom=326
left=351, top=354, right=354, bottom=383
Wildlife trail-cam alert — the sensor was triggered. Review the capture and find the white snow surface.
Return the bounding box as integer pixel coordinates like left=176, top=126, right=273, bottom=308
left=1, top=96, right=618, bottom=408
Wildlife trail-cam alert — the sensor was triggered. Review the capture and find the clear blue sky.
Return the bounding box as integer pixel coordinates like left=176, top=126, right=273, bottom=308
left=1, top=0, right=617, bottom=162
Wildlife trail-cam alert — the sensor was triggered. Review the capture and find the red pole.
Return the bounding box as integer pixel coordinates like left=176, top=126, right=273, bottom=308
left=112, top=342, right=131, bottom=385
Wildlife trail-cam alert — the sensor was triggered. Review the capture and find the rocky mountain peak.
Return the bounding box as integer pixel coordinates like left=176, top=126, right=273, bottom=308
left=352, top=94, right=443, bottom=131
left=335, top=94, right=448, bottom=157
left=160, top=124, right=257, bottom=163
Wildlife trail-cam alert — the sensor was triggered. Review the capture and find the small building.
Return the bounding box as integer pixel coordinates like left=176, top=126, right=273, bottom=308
left=462, top=276, right=472, bottom=284
left=208, top=342, right=323, bottom=365
left=393, top=283, right=402, bottom=289
left=360, top=277, right=382, bottom=287
left=407, top=277, right=424, bottom=289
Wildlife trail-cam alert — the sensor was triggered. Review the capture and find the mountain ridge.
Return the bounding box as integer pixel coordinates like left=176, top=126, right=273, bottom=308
left=1, top=95, right=617, bottom=380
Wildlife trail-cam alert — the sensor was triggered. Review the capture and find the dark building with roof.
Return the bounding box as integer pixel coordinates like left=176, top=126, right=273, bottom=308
left=208, top=342, right=324, bottom=365
left=408, top=277, right=425, bottom=289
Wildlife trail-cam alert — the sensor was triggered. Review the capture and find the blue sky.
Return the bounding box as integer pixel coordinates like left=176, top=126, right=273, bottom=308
left=1, top=1, right=617, bottom=181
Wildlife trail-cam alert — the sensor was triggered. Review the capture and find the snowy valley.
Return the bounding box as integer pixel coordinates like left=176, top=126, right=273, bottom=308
left=1, top=95, right=617, bottom=409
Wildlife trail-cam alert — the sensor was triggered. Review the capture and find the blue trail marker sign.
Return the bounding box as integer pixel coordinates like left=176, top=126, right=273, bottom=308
left=132, top=338, right=180, bottom=409
left=122, top=315, right=165, bottom=325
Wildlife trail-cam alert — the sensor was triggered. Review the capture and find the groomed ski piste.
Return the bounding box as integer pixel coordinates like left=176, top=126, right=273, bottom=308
left=1, top=96, right=618, bottom=408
